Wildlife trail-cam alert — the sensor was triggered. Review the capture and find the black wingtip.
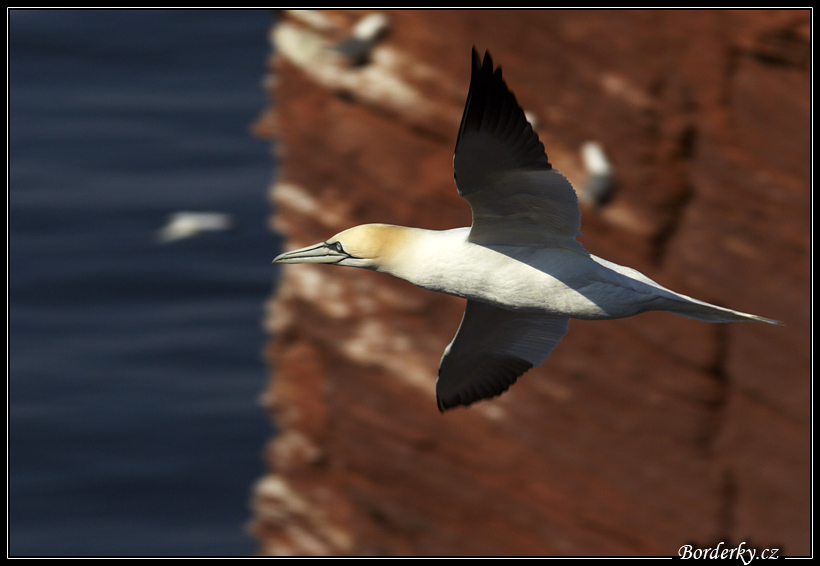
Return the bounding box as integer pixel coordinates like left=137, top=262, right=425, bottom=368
left=455, top=46, right=551, bottom=171
left=435, top=354, right=533, bottom=412
left=470, top=46, right=490, bottom=71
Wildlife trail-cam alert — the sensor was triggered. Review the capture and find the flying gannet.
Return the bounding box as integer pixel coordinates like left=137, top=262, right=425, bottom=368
left=157, top=211, right=235, bottom=243
left=274, top=48, right=780, bottom=412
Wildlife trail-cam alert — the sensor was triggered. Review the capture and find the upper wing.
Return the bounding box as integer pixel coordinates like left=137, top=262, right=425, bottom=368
left=454, top=48, right=583, bottom=250
left=436, top=300, right=570, bottom=411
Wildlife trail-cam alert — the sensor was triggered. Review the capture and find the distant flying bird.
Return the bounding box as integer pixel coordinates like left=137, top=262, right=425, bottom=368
left=157, top=211, right=234, bottom=243
left=332, top=12, right=391, bottom=67
left=274, top=48, right=780, bottom=412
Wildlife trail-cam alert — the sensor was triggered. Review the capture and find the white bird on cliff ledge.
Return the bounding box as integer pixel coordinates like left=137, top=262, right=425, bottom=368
left=274, top=48, right=780, bottom=412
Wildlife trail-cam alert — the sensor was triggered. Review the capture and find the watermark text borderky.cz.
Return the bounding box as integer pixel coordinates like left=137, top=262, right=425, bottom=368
left=678, top=541, right=778, bottom=564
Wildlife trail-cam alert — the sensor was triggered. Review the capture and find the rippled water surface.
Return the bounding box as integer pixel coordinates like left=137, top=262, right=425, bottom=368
left=9, top=9, right=278, bottom=556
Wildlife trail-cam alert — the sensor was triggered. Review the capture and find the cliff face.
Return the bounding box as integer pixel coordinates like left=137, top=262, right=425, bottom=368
left=251, top=10, right=810, bottom=556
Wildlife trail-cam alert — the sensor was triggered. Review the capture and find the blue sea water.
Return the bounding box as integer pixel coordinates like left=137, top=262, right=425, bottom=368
left=9, top=9, right=279, bottom=556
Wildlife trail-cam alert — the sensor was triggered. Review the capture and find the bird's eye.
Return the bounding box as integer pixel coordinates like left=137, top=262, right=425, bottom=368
left=329, top=241, right=344, bottom=253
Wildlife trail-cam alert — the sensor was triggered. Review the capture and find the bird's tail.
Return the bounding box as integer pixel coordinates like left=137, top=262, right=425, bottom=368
left=589, top=254, right=782, bottom=325
left=661, top=295, right=782, bottom=325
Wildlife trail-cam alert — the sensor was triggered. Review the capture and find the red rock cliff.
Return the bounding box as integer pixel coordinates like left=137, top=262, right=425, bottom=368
left=251, top=9, right=810, bottom=556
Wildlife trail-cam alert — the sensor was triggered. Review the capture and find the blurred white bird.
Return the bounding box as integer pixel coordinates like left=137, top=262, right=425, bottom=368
left=332, top=12, right=390, bottom=66
left=274, top=48, right=780, bottom=412
left=157, top=211, right=234, bottom=243
left=579, top=140, right=616, bottom=207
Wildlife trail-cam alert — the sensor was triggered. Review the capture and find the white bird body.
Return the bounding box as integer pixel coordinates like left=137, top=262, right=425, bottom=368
left=274, top=49, right=779, bottom=411
left=375, top=226, right=637, bottom=319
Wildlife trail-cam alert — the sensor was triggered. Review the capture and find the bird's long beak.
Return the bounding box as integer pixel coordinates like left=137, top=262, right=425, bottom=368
left=272, top=242, right=348, bottom=264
